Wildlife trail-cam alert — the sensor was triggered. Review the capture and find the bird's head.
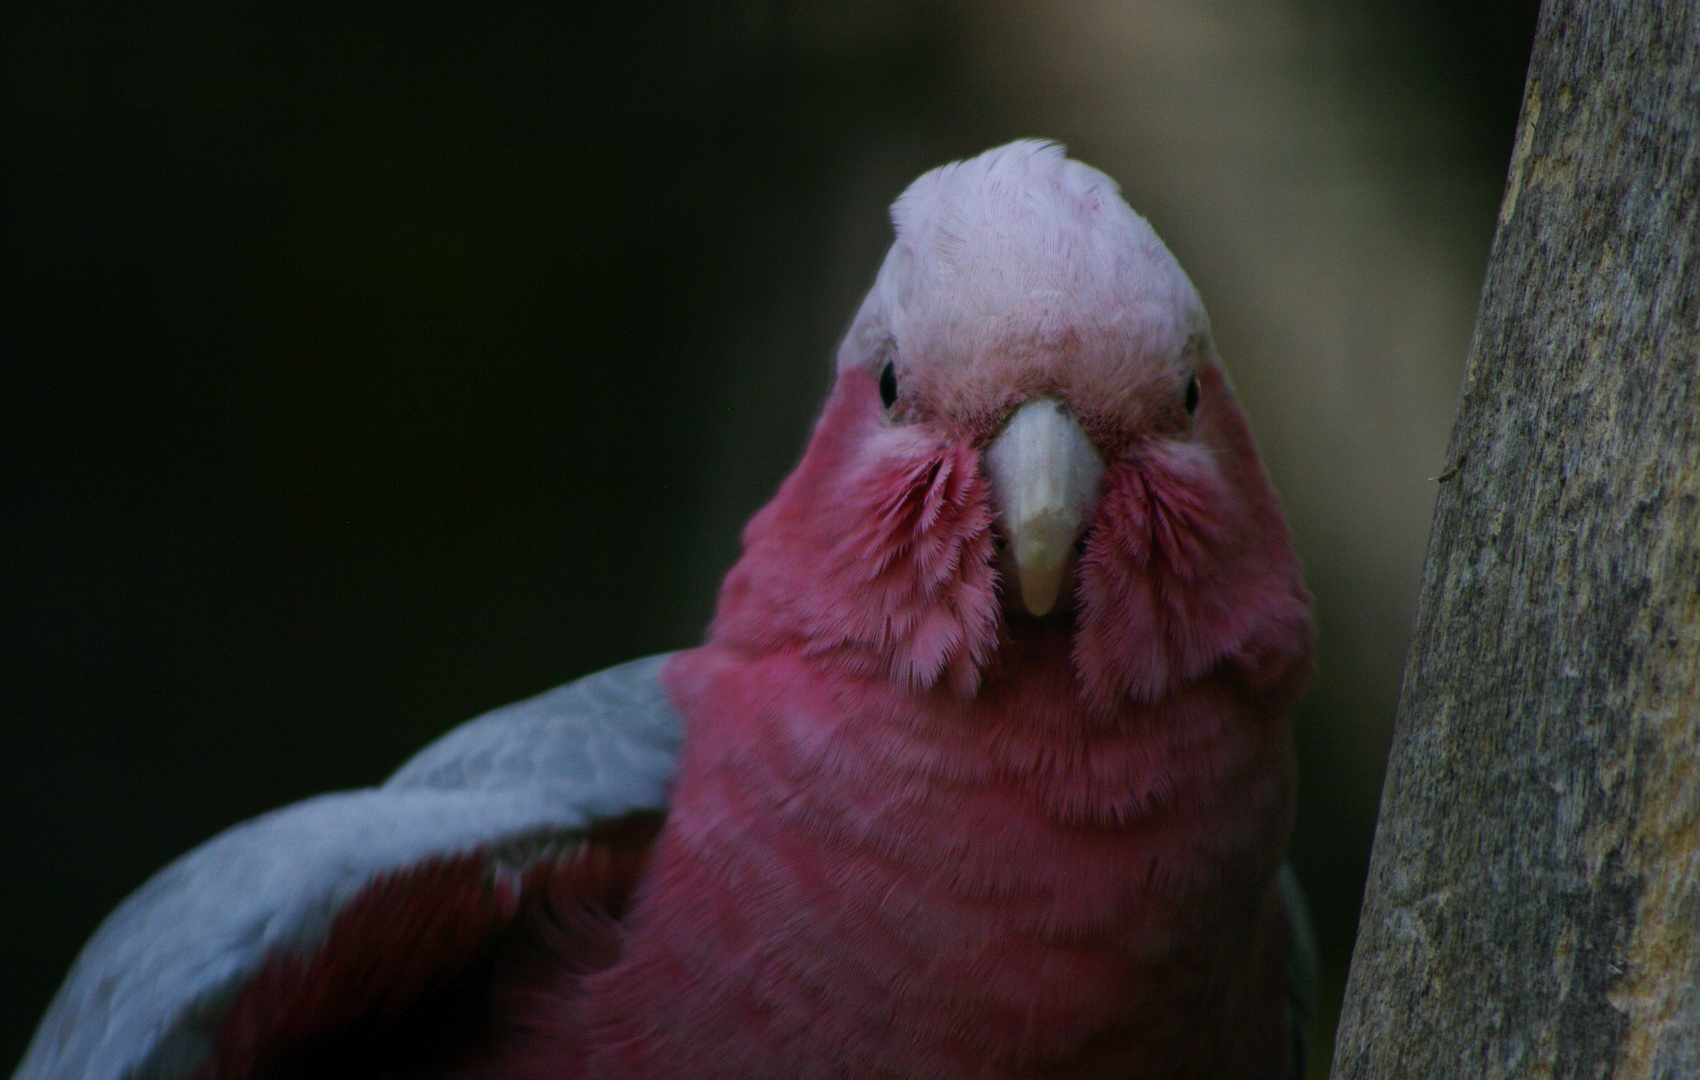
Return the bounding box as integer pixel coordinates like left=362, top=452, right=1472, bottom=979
left=711, top=141, right=1312, bottom=710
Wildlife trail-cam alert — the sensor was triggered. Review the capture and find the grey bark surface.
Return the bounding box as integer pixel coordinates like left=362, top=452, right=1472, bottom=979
left=1329, top=2, right=1700, bottom=1078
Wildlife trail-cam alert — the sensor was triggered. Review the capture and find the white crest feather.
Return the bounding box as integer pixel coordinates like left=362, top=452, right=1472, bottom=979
left=837, top=140, right=1207, bottom=382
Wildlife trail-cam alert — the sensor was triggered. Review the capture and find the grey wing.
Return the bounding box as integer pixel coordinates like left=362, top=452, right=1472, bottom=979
left=12, top=653, right=682, bottom=1080
left=1280, top=862, right=1320, bottom=1080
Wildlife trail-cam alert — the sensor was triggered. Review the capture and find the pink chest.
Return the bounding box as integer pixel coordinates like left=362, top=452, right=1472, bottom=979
left=570, top=647, right=1294, bottom=1079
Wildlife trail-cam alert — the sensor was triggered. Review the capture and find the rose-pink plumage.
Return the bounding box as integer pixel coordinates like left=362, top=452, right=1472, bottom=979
left=15, top=141, right=1314, bottom=1080
left=560, top=141, right=1315, bottom=1078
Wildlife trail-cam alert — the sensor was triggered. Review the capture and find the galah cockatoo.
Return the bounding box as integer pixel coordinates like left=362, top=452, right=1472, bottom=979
left=16, top=140, right=1316, bottom=1080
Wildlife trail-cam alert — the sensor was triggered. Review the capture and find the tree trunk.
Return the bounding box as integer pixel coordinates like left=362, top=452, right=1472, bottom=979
left=1329, top=2, right=1700, bottom=1078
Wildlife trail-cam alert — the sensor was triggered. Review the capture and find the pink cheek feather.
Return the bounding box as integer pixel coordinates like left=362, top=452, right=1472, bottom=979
left=1075, top=362, right=1314, bottom=713
left=708, top=366, right=1004, bottom=698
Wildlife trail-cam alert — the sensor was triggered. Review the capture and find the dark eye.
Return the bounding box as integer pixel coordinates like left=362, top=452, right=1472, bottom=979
left=1184, top=375, right=1199, bottom=415
left=879, top=361, right=899, bottom=410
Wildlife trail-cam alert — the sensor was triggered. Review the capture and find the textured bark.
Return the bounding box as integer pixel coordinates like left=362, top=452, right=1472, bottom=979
left=1330, top=2, right=1700, bottom=1079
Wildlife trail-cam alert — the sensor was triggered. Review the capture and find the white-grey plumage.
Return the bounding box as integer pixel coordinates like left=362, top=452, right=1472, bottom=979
left=13, top=655, right=681, bottom=1080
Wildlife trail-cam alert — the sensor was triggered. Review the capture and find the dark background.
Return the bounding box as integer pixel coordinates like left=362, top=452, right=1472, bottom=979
left=3, top=2, right=1539, bottom=1075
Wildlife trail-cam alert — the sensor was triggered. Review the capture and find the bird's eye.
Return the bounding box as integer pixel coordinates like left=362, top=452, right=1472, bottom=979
left=1184, top=375, right=1200, bottom=415
left=879, top=361, right=899, bottom=410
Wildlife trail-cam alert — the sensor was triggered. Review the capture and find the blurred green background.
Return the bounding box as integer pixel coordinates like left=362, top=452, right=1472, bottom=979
left=3, top=1, right=1539, bottom=1074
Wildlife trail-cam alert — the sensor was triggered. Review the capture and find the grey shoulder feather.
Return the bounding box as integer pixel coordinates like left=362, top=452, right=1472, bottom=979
left=12, top=653, right=682, bottom=1080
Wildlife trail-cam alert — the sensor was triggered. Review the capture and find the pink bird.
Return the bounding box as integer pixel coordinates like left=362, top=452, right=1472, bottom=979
left=16, top=141, right=1316, bottom=1080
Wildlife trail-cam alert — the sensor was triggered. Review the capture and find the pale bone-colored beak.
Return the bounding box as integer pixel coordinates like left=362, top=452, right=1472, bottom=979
left=982, top=397, right=1106, bottom=617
